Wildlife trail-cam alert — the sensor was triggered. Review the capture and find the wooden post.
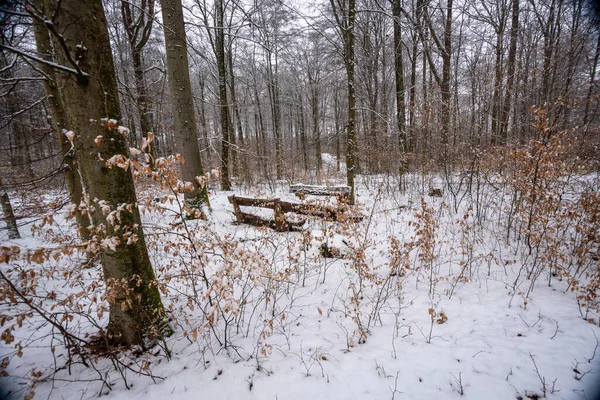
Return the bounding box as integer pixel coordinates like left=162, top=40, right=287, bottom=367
left=229, top=195, right=243, bottom=223
left=273, top=199, right=286, bottom=232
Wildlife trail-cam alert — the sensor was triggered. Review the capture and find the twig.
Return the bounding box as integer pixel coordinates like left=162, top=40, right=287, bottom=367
left=450, top=372, right=464, bottom=395
left=529, top=353, right=547, bottom=398
left=550, top=319, right=559, bottom=339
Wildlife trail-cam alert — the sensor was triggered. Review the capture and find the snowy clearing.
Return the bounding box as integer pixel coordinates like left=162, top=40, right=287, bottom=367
left=1, top=173, right=599, bottom=400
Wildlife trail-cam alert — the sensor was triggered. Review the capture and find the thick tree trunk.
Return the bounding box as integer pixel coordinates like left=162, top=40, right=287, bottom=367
left=161, top=0, right=210, bottom=208
left=50, top=0, right=170, bottom=346
left=31, top=2, right=91, bottom=239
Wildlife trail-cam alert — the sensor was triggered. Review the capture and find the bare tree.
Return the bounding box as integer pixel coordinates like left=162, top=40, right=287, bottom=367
left=48, top=0, right=171, bottom=345
left=161, top=0, right=210, bottom=208
left=0, top=177, right=19, bottom=240
left=120, top=0, right=158, bottom=159
left=29, top=0, right=91, bottom=239
left=331, top=0, right=357, bottom=204
left=392, top=0, right=407, bottom=172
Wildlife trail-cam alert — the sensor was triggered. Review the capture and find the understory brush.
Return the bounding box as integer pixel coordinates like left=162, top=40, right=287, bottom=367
left=1, top=122, right=599, bottom=398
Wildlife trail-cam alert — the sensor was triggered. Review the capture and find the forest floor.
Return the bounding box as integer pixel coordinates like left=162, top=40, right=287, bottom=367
left=1, top=172, right=600, bottom=400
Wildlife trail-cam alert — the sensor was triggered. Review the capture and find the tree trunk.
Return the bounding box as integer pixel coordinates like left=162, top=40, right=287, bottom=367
left=161, top=0, right=210, bottom=208
left=50, top=0, right=170, bottom=346
left=310, top=84, right=322, bottom=177
left=347, top=1, right=357, bottom=204
left=131, top=48, right=156, bottom=159
left=228, top=48, right=248, bottom=182
left=490, top=30, right=504, bottom=146
left=121, top=0, right=157, bottom=159
left=297, top=92, right=309, bottom=172
left=198, top=71, right=210, bottom=163
left=31, top=1, right=91, bottom=239
left=392, top=0, right=407, bottom=172
left=215, top=0, right=232, bottom=190
left=440, top=0, right=453, bottom=155
left=266, top=50, right=283, bottom=180
left=0, top=178, right=20, bottom=240
left=334, top=88, right=341, bottom=172
left=500, top=0, right=519, bottom=144
left=331, top=0, right=357, bottom=204
left=583, top=31, right=600, bottom=127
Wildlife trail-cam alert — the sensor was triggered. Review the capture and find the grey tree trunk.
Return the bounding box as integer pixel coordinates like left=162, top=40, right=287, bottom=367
left=584, top=31, right=600, bottom=127
left=0, top=178, right=20, bottom=240
left=215, top=0, right=232, bottom=190
left=310, top=82, right=322, bottom=177
left=49, top=0, right=170, bottom=346
left=228, top=48, right=249, bottom=183
left=31, top=1, right=91, bottom=240
left=297, top=92, right=309, bottom=172
left=392, top=0, right=407, bottom=172
left=331, top=0, right=357, bottom=204
left=266, top=50, right=283, bottom=180
left=198, top=71, right=211, bottom=163
left=500, top=0, right=519, bottom=143
left=440, top=0, right=453, bottom=153
left=121, top=0, right=157, bottom=161
left=490, top=27, right=505, bottom=146
left=161, top=0, right=210, bottom=208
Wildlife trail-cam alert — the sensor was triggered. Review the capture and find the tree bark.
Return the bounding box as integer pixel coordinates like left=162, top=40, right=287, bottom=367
left=440, top=0, right=453, bottom=153
left=31, top=1, right=91, bottom=239
left=490, top=28, right=504, bottom=146
left=49, top=0, right=170, bottom=346
left=297, top=92, right=309, bottom=172
left=0, top=178, right=20, bottom=240
left=500, top=0, right=519, bottom=144
left=331, top=0, right=357, bottom=204
left=121, top=0, right=156, bottom=161
left=228, top=47, right=248, bottom=182
left=214, top=0, right=232, bottom=190
left=583, top=31, right=600, bottom=127
left=392, top=0, right=407, bottom=172
left=266, top=49, right=283, bottom=180
left=310, top=80, right=322, bottom=177
left=161, top=0, right=210, bottom=208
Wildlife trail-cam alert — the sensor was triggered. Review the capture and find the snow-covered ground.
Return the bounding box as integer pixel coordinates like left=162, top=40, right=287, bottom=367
left=1, top=174, right=599, bottom=399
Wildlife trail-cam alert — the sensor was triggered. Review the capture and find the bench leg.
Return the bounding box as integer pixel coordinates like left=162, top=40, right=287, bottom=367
left=231, top=196, right=244, bottom=223
left=274, top=199, right=286, bottom=232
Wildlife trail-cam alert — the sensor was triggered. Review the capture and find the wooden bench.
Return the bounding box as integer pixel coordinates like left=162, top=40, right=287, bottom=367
left=227, top=194, right=351, bottom=231
left=227, top=195, right=306, bottom=232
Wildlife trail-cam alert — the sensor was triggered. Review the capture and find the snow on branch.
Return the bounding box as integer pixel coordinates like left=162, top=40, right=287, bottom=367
left=0, top=44, right=89, bottom=83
